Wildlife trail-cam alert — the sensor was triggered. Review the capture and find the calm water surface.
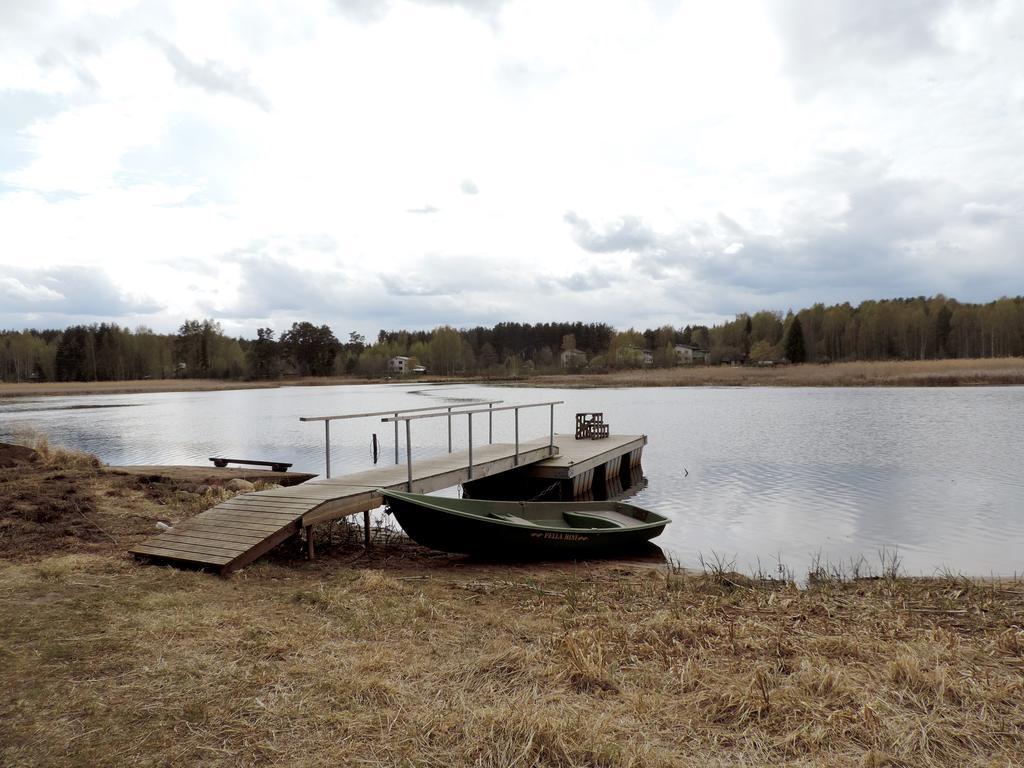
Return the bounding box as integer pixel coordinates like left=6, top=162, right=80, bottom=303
left=3, top=383, right=1022, bottom=577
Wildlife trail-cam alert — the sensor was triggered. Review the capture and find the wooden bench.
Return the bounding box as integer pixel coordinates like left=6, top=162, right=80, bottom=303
left=208, top=457, right=293, bottom=473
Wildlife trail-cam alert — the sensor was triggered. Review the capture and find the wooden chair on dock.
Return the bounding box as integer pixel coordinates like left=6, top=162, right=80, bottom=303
left=575, top=413, right=610, bottom=440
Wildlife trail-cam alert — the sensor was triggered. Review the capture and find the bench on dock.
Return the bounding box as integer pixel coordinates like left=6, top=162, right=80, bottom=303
left=575, top=413, right=610, bottom=440
left=209, top=457, right=293, bottom=473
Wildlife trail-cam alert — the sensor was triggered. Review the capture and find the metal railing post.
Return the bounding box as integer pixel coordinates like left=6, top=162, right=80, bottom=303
left=447, top=407, right=453, bottom=453
left=394, top=413, right=399, bottom=465
left=488, top=404, right=493, bottom=444
left=549, top=403, right=554, bottom=452
left=325, top=421, right=331, bottom=478
left=405, top=420, right=412, bottom=491
left=467, top=413, right=474, bottom=479
left=513, top=407, right=519, bottom=467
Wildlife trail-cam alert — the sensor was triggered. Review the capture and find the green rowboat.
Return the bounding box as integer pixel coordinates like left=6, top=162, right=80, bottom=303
left=381, top=490, right=669, bottom=556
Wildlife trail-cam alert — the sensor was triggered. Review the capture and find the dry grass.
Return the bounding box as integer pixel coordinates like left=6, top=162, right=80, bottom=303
left=0, top=374, right=469, bottom=398
left=5, top=359, right=1023, bottom=400
left=520, top=358, right=1024, bottom=388
left=2, top=553, right=1022, bottom=767
left=2, top=454, right=1023, bottom=766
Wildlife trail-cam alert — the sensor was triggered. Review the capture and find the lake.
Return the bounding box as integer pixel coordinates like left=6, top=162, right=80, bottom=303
left=2, top=382, right=1022, bottom=577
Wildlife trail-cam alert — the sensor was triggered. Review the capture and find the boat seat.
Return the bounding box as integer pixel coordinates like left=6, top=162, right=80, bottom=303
left=562, top=511, right=626, bottom=529
left=488, top=512, right=538, bottom=526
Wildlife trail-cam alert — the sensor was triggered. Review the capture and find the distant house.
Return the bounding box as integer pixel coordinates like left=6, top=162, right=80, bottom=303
left=719, top=352, right=748, bottom=366
left=618, top=345, right=653, bottom=367
left=560, top=349, right=587, bottom=368
left=673, top=343, right=710, bottom=365
left=387, top=356, right=411, bottom=374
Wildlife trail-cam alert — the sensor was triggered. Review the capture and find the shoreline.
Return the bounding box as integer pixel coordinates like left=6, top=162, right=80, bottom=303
left=2, top=357, right=1024, bottom=398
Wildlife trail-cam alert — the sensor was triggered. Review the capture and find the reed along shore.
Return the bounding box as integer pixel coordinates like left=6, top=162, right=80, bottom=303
left=3, top=357, right=1024, bottom=399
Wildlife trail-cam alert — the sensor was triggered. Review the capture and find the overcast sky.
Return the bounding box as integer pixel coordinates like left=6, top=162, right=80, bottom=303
left=1, top=0, right=1022, bottom=337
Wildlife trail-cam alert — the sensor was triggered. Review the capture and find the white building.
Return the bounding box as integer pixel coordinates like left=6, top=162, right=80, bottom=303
left=387, top=356, right=411, bottom=374
left=673, top=343, right=710, bottom=365
left=560, top=349, right=587, bottom=368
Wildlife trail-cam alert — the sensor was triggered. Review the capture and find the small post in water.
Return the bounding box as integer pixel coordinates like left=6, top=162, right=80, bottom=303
left=394, top=413, right=399, bottom=465
left=372, top=433, right=379, bottom=464
left=447, top=407, right=453, bottom=453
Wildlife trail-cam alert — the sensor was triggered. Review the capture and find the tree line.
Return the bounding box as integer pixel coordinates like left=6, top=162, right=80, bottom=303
left=2, top=295, right=1023, bottom=383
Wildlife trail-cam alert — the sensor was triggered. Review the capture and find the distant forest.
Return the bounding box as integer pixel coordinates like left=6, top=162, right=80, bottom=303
left=2, top=295, right=1023, bottom=383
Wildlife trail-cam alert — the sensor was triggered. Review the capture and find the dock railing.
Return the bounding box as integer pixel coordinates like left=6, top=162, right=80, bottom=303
left=381, top=400, right=564, bottom=491
left=300, top=400, right=503, bottom=478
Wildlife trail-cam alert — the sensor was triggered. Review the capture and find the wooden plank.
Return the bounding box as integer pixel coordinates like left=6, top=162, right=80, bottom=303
left=202, top=509, right=301, bottom=524
left=209, top=503, right=309, bottom=517
left=301, top=493, right=380, bottom=526
left=130, top=544, right=232, bottom=565
left=150, top=534, right=248, bottom=554
left=197, top=520, right=292, bottom=535
left=204, top=505, right=302, bottom=518
left=157, top=530, right=263, bottom=549
left=528, top=435, right=646, bottom=479
left=225, top=495, right=313, bottom=507
left=224, top=522, right=306, bottom=574
left=209, top=501, right=306, bottom=514
left=131, top=537, right=248, bottom=559
left=183, top=517, right=286, bottom=534
left=169, top=523, right=268, bottom=541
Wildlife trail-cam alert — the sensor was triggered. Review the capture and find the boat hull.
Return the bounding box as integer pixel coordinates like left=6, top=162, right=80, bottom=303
left=383, top=491, right=668, bottom=557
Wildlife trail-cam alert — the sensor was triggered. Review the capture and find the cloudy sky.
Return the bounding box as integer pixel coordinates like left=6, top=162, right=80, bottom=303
left=1, top=0, right=1022, bottom=337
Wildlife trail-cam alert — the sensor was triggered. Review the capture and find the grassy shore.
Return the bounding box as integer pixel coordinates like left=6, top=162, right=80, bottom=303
left=521, top=357, right=1024, bottom=389
left=3, top=358, right=1024, bottom=398
left=2, top=443, right=1023, bottom=766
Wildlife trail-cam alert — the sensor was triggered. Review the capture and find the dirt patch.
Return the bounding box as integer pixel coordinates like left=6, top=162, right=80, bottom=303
left=0, top=448, right=289, bottom=560
left=0, top=442, right=39, bottom=468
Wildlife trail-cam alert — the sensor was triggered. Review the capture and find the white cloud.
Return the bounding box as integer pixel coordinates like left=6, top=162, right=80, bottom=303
left=0, top=0, right=1022, bottom=336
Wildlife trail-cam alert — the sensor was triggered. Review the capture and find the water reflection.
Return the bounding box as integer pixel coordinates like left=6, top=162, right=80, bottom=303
left=2, top=383, right=1022, bottom=576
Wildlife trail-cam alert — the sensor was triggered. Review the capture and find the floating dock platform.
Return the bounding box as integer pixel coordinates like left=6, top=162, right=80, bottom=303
left=129, top=421, right=645, bottom=574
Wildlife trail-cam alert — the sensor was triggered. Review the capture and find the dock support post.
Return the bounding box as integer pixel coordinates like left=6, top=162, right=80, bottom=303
left=306, top=525, right=315, bottom=559
left=514, top=407, right=519, bottom=466
left=467, top=413, right=474, bottom=479
left=324, top=422, right=331, bottom=479
left=405, top=420, right=413, bottom=491
left=549, top=403, right=554, bottom=453
left=363, top=509, right=370, bottom=547
left=447, top=407, right=453, bottom=452
left=394, top=413, right=399, bottom=464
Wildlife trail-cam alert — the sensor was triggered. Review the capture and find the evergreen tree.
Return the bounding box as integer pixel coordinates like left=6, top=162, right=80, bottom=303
left=784, top=315, right=807, bottom=363
left=281, top=322, right=339, bottom=376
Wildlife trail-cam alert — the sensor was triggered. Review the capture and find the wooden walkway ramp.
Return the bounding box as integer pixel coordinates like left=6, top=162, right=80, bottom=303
left=129, top=438, right=557, bottom=574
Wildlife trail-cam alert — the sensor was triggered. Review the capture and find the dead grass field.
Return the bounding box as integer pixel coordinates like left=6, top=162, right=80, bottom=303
left=4, top=358, right=1023, bottom=399
left=2, top=444, right=1023, bottom=767
left=0, top=377, right=328, bottom=398
left=525, top=358, right=1024, bottom=389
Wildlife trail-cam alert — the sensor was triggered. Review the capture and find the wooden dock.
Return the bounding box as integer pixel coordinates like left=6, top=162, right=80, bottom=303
left=129, top=433, right=645, bottom=574
left=527, top=434, right=646, bottom=495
